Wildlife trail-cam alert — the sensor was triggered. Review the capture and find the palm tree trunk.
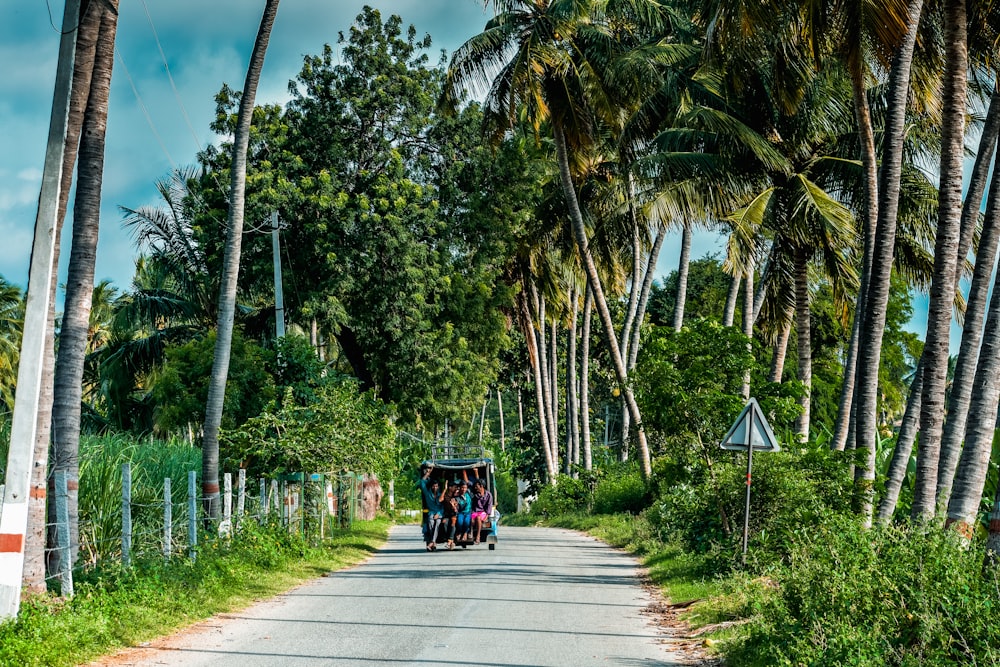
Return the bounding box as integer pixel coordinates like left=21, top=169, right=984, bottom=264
left=741, top=264, right=755, bottom=399
left=673, top=221, right=692, bottom=331
left=629, top=225, right=667, bottom=370
left=833, top=43, right=882, bottom=453
left=769, top=312, right=792, bottom=383
left=854, top=0, right=925, bottom=526
left=520, top=292, right=556, bottom=482
left=517, top=386, right=524, bottom=433
left=909, top=0, right=967, bottom=522
left=553, top=125, right=651, bottom=478
left=620, top=191, right=643, bottom=363
left=550, top=320, right=559, bottom=471
left=876, top=359, right=925, bottom=523
left=497, top=387, right=505, bottom=452
left=944, top=176, right=1000, bottom=531
left=581, top=282, right=594, bottom=471
left=49, top=0, right=118, bottom=576
left=202, top=0, right=280, bottom=521
left=794, top=248, right=812, bottom=441
left=478, top=394, right=488, bottom=443
left=535, top=286, right=554, bottom=458
left=935, top=88, right=1000, bottom=507
left=944, top=291, right=1000, bottom=534
left=566, top=285, right=579, bottom=476
left=32, top=0, right=100, bottom=588
left=723, top=272, right=741, bottom=327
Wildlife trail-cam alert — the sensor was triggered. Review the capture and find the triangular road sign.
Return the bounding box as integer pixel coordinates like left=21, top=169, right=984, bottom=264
left=720, top=398, right=781, bottom=452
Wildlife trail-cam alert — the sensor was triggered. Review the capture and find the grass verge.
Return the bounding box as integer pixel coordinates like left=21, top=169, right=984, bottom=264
left=0, top=518, right=389, bottom=667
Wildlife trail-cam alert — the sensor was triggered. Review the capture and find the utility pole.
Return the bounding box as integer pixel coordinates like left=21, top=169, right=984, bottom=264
left=271, top=210, right=285, bottom=339
left=0, top=0, right=80, bottom=620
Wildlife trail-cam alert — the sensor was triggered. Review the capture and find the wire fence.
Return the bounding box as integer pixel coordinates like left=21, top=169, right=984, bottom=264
left=16, top=466, right=370, bottom=597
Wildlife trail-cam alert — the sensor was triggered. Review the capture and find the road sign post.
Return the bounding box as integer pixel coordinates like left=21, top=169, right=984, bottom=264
left=720, top=398, right=781, bottom=564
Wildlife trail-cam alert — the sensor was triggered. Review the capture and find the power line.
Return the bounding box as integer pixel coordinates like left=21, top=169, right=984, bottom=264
left=139, top=0, right=203, bottom=153
left=115, top=47, right=177, bottom=170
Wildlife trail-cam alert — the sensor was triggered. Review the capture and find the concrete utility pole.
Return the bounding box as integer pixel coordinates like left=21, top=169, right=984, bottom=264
left=271, top=211, right=285, bottom=339
left=0, top=0, right=80, bottom=620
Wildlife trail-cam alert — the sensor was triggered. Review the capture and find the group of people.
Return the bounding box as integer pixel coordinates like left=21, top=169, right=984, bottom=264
left=418, top=466, right=493, bottom=551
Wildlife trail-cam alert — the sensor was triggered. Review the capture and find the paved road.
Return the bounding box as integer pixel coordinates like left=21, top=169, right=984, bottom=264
left=103, top=525, right=684, bottom=666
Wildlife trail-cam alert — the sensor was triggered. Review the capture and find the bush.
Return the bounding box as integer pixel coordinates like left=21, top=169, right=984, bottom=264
left=592, top=466, right=651, bottom=515
left=649, top=444, right=853, bottom=565
left=725, top=519, right=1000, bottom=667
left=530, top=475, right=589, bottom=516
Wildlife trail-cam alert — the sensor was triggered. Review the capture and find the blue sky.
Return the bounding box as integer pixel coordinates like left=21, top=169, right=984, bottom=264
left=2, top=1, right=726, bottom=294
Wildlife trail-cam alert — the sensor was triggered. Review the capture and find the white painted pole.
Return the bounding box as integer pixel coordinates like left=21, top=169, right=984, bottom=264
left=237, top=469, right=246, bottom=526
left=272, top=211, right=285, bottom=339
left=54, top=472, right=73, bottom=597
left=122, top=464, right=132, bottom=567
left=163, top=477, right=172, bottom=558
left=259, top=477, right=267, bottom=516
left=223, top=472, right=232, bottom=523
left=0, top=0, right=80, bottom=620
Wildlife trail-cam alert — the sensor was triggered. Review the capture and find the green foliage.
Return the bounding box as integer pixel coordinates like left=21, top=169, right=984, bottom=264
left=151, top=330, right=274, bottom=434
left=0, top=518, right=389, bottom=667
left=648, top=444, right=854, bottom=564
left=591, top=466, right=652, bottom=515
left=222, top=377, right=396, bottom=478
left=634, top=319, right=801, bottom=466
left=725, top=521, right=1000, bottom=667
left=648, top=255, right=732, bottom=327
left=530, top=475, right=590, bottom=516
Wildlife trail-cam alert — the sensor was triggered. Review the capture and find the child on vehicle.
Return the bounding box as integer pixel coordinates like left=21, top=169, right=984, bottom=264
left=440, top=481, right=460, bottom=550
left=455, top=481, right=472, bottom=542
left=470, top=480, right=493, bottom=544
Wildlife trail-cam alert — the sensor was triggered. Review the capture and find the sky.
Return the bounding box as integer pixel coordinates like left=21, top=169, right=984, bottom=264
left=2, top=1, right=728, bottom=297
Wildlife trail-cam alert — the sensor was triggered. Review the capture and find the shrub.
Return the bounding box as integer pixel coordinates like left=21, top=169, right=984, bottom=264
left=649, top=444, right=853, bottom=565
left=530, top=475, right=589, bottom=516
left=592, top=466, right=651, bottom=515
left=725, top=519, right=1000, bottom=667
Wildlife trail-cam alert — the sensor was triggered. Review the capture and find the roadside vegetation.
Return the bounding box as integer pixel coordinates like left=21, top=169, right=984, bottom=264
left=0, top=509, right=388, bottom=667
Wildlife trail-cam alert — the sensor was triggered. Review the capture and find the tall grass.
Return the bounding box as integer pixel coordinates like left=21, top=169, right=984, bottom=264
left=78, top=434, right=199, bottom=564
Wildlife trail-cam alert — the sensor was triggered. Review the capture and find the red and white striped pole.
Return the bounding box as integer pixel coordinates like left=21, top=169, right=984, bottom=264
left=0, top=0, right=79, bottom=619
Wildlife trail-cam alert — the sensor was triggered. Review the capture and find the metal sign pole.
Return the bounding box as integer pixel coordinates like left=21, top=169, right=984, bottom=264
left=741, top=408, right=753, bottom=564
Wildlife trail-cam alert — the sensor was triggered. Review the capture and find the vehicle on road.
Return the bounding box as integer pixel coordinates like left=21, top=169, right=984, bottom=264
left=420, top=442, right=499, bottom=550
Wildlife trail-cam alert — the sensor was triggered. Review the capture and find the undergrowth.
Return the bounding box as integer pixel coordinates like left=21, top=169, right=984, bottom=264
left=0, top=518, right=389, bottom=667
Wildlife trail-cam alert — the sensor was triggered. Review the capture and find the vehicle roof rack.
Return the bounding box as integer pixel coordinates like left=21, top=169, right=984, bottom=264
left=431, top=441, right=486, bottom=462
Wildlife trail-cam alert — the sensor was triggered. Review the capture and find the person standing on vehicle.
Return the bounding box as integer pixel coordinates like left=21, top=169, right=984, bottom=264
left=418, top=468, right=443, bottom=551
left=440, top=481, right=460, bottom=550
left=470, top=480, right=493, bottom=545
left=455, top=481, right=472, bottom=542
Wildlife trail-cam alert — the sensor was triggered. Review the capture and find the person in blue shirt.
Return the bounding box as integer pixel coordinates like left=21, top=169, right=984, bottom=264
left=418, top=467, right=443, bottom=551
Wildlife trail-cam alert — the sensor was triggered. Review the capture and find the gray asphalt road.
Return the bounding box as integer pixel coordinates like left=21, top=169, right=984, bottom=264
left=103, top=525, right=684, bottom=666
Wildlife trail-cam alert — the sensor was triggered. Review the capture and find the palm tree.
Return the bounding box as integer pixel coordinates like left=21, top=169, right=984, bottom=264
left=50, top=0, right=120, bottom=574
left=0, top=280, right=24, bottom=412
left=853, top=0, right=926, bottom=526
left=202, top=0, right=280, bottom=520
left=908, top=0, right=969, bottom=522
left=444, top=0, right=661, bottom=477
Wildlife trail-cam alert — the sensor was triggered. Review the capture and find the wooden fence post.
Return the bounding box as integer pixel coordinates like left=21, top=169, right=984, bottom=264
left=54, top=471, right=73, bottom=596
left=122, top=463, right=132, bottom=567
left=269, top=480, right=278, bottom=519
left=188, top=470, right=197, bottom=560
left=163, top=477, right=172, bottom=558
left=299, top=476, right=306, bottom=537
